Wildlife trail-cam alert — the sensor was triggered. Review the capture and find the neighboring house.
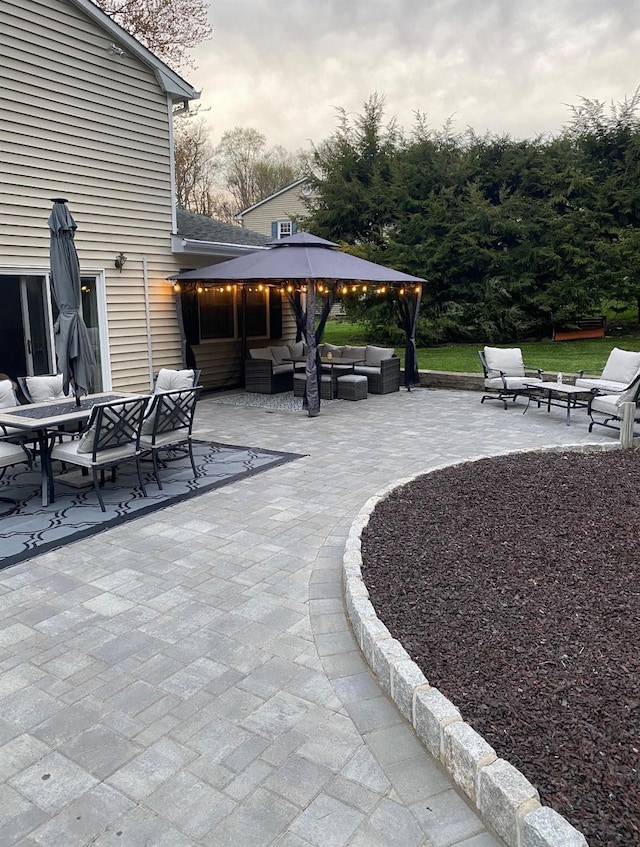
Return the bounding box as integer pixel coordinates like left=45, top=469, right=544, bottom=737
left=235, top=178, right=313, bottom=239
left=1, top=0, right=291, bottom=393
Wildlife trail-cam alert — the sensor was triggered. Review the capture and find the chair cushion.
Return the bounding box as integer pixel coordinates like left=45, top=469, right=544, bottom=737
left=155, top=368, right=195, bottom=392
left=249, top=347, right=274, bottom=361
left=52, top=438, right=137, bottom=466
left=272, top=364, right=291, bottom=375
left=601, top=348, right=640, bottom=386
left=354, top=366, right=382, bottom=377
left=269, top=345, right=291, bottom=365
left=365, top=346, right=394, bottom=367
left=140, top=428, right=189, bottom=449
left=0, top=441, right=28, bottom=467
left=484, top=347, right=525, bottom=377
left=484, top=376, right=540, bottom=390
left=616, top=372, right=640, bottom=406
left=575, top=377, right=628, bottom=393
left=0, top=380, right=17, bottom=409
left=26, top=374, right=66, bottom=403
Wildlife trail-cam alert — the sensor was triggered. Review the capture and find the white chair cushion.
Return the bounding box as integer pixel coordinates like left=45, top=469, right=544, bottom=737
left=0, top=441, right=28, bottom=467
left=269, top=345, right=291, bottom=365
left=140, top=428, right=189, bottom=449
left=365, top=346, right=394, bottom=367
left=354, top=365, right=382, bottom=377
left=575, top=377, right=628, bottom=393
left=484, top=376, right=540, bottom=390
left=0, top=380, right=17, bottom=409
left=601, top=348, right=640, bottom=385
left=26, top=374, right=66, bottom=403
left=272, top=364, right=291, bottom=375
left=155, top=368, right=194, bottom=392
left=51, top=438, right=137, bottom=466
left=590, top=395, right=621, bottom=416
left=484, top=347, right=525, bottom=377
left=249, top=347, right=274, bottom=361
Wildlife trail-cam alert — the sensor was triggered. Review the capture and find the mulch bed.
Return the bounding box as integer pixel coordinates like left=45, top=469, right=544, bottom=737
left=360, top=449, right=639, bottom=846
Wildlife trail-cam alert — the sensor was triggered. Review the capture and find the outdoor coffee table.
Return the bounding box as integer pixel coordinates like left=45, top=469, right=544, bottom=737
left=523, top=382, right=596, bottom=426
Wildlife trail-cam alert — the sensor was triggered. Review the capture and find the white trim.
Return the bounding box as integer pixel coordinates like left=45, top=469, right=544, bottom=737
left=171, top=235, right=269, bottom=257
left=92, top=271, right=112, bottom=392
left=168, top=97, right=178, bottom=234
left=235, top=178, right=308, bottom=218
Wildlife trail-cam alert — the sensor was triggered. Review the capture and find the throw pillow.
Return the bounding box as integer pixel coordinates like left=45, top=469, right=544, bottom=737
left=288, top=340, right=305, bottom=358
left=269, top=345, right=291, bottom=365
left=365, top=345, right=394, bottom=367
left=76, top=425, right=96, bottom=453
left=249, top=347, right=274, bottom=361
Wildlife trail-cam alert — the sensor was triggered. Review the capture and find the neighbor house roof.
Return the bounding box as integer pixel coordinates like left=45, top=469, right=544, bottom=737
left=173, top=208, right=270, bottom=258
left=235, top=177, right=309, bottom=218
left=66, top=0, right=199, bottom=103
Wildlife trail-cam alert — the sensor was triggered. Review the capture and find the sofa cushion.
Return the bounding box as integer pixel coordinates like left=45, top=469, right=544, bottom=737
left=575, top=377, right=628, bottom=393
left=483, top=347, right=525, bottom=378
left=26, top=374, right=66, bottom=403
left=155, top=368, right=194, bottom=392
left=0, top=380, right=17, bottom=409
left=272, top=364, right=292, bottom=375
left=601, top=347, right=640, bottom=386
left=249, top=347, right=274, bottom=361
left=288, top=340, right=305, bottom=358
left=322, top=343, right=344, bottom=358
left=270, top=345, right=291, bottom=365
left=365, top=346, right=394, bottom=367
left=344, top=345, right=366, bottom=359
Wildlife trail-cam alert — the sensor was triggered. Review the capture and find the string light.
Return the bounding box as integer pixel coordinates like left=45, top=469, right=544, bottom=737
left=173, top=283, right=181, bottom=293
left=196, top=285, right=204, bottom=294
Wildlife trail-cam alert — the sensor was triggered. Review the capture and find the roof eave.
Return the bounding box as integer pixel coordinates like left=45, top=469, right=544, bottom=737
left=172, top=235, right=269, bottom=257
left=235, top=177, right=309, bottom=218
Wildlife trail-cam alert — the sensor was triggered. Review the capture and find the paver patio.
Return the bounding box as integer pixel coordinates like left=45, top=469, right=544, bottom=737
left=0, top=387, right=612, bottom=846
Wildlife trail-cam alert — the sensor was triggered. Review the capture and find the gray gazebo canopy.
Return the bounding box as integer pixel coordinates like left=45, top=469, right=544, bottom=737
left=174, top=232, right=425, bottom=416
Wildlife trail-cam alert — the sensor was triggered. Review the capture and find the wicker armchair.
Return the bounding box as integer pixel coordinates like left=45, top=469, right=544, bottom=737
left=353, top=356, right=401, bottom=395
left=245, top=358, right=294, bottom=394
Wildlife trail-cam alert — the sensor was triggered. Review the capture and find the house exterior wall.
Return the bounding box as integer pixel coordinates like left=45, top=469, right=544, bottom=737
left=240, top=186, right=309, bottom=237
left=1, top=0, right=188, bottom=393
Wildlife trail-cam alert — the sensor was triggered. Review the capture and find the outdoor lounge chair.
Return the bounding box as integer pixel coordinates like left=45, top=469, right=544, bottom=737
left=479, top=347, right=544, bottom=410
left=587, top=372, right=640, bottom=434
left=139, top=387, right=199, bottom=489
left=575, top=347, right=640, bottom=394
left=50, top=396, right=149, bottom=512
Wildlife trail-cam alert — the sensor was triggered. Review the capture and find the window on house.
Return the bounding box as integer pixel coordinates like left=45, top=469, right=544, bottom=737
left=277, top=221, right=293, bottom=239
left=199, top=287, right=236, bottom=339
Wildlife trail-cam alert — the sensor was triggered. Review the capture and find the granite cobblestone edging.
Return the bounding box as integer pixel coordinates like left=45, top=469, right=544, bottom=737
left=342, top=446, right=617, bottom=847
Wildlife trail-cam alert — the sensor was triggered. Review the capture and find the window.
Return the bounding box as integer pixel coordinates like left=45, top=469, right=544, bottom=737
left=199, top=287, right=236, bottom=339
left=277, top=221, right=293, bottom=239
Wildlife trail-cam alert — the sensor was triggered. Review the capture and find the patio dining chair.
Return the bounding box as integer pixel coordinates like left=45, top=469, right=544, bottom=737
left=479, top=347, right=544, bottom=410
left=50, top=396, right=149, bottom=512
left=139, top=387, right=199, bottom=489
left=0, top=437, right=31, bottom=516
left=18, top=374, right=69, bottom=404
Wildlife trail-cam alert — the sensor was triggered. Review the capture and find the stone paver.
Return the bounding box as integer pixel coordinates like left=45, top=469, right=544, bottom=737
left=0, top=387, right=611, bottom=845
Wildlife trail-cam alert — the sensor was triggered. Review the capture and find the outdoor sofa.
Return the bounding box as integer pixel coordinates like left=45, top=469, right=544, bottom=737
left=318, top=343, right=400, bottom=394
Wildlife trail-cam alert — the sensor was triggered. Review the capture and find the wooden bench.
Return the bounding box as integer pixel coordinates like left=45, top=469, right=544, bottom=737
left=552, top=317, right=606, bottom=341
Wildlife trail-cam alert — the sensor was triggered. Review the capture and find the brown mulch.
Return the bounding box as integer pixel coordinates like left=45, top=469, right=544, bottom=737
left=360, top=449, right=640, bottom=846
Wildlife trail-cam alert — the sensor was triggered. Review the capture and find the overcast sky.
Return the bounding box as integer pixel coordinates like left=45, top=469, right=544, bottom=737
left=188, top=0, right=640, bottom=153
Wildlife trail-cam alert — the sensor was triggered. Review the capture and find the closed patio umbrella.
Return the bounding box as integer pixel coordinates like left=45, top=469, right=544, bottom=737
left=48, top=199, right=95, bottom=404
left=175, top=232, right=425, bottom=416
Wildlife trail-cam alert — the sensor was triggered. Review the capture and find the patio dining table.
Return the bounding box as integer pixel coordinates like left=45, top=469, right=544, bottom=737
left=0, top=392, right=141, bottom=507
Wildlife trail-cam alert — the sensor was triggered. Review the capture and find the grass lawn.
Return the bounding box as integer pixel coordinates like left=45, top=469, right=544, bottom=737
left=322, top=321, right=640, bottom=375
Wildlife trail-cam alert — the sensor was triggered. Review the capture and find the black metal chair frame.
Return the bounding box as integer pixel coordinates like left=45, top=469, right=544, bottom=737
left=478, top=350, right=544, bottom=410
left=52, top=397, right=149, bottom=512
left=140, top=387, right=199, bottom=489
left=0, top=438, right=30, bottom=517
left=587, top=376, right=640, bottom=434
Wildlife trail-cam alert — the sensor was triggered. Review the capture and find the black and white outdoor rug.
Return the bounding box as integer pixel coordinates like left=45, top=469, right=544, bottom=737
left=0, top=440, right=302, bottom=571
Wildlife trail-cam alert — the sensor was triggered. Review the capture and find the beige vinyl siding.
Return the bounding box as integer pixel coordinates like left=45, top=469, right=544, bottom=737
left=240, top=187, right=309, bottom=237
left=0, top=0, right=186, bottom=392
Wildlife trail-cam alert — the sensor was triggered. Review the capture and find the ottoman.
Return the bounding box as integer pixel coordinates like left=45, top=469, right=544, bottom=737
left=337, top=374, right=368, bottom=401
left=294, top=373, right=334, bottom=400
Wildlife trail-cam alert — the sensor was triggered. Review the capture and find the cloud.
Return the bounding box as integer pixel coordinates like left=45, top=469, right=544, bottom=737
left=188, top=0, right=640, bottom=151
